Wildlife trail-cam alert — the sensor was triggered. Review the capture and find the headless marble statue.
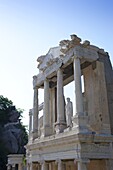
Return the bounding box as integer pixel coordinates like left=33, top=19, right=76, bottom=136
left=65, top=98, right=73, bottom=127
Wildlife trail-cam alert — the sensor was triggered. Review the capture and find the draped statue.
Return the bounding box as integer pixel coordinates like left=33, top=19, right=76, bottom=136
left=65, top=98, right=73, bottom=127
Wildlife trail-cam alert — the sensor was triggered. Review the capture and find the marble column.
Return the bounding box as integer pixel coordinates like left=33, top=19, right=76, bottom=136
left=12, top=164, right=15, bottom=170
left=55, top=68, right=66, bottom=133
left=73, top=57, right=83, bottom=115
left=78, top=162, right=87, bottom=170
left=29, top=109, right=33, bottom=134
left=42, top=79, right=51, bottom=136
left=27, top=163, right=30, bottom=170
left=30, top=163, right=33, bottom=170
left=41, top=161, right=49, bottom=170
left=77, top=159, right=90, bottom=170
left=72, top=57, right=88, bottom=133
left=18, top=163, right=23, bottom=170
left=56, top=159, right=63, bottom=170
left=33, top=87, right=39, bottom=139
left=7, top=165, right=11, bottom=170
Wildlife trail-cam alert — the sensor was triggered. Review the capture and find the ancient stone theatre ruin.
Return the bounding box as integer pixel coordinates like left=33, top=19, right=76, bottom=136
left=26, top=34, right=113, bottom=170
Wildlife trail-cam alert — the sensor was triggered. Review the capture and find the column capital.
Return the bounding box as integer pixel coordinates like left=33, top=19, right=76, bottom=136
left=57, top=67, right=64, bottom=71
left=33, top=75, right=38, bottom=89
left=33, top=86, right=39, bottom=90
left=39, top=160, right=45, bottom=165
left=73, top=55, right=80, bottom=60
left=55, top=158, right=62, bottom=164
left=44, top=77, right=50, bottom=81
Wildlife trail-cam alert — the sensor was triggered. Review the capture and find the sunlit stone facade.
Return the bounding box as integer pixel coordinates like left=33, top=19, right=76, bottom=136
left=26, top=35, right=113, bottom=170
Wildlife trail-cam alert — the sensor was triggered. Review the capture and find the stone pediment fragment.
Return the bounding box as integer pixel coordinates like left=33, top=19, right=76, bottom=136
left=37, top=46, right=63, bottom=71
left=59, top=34, right=81, bottom=54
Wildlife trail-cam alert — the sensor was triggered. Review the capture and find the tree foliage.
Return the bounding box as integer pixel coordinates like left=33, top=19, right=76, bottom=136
left=0, top=95, right=13, bottom=125
left=0, top=95, right=28, bottom=170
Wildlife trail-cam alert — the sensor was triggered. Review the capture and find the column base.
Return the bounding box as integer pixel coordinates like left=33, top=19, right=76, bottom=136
left=55, top=122, right=67, bottom=134
left=28, top=132, right=33, bottom=142
left=72, top=115, right=90, bottom=134
left=41, top=125, right=52, bottom=137
left=32, top=130, right=38, bottom=140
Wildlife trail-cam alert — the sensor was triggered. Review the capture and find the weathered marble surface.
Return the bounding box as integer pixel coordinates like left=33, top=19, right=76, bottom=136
left=27, top=34, right=113, bottom=170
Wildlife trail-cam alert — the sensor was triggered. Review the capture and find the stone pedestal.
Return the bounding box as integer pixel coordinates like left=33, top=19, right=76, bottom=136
left=72, top=115, right=89, bottom=133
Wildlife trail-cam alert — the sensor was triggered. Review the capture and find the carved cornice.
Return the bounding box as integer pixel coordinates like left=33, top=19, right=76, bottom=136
left=59, top=35, right=81, bottom=54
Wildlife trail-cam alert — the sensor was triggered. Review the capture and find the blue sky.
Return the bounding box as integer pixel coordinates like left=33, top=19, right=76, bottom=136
left=0, top=0, right=113, bottom=126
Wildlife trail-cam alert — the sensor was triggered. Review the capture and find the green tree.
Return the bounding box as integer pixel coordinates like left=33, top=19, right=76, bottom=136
left=0, top=95, right=13, bottom=125
left=0, top=95, right=28, bottom=170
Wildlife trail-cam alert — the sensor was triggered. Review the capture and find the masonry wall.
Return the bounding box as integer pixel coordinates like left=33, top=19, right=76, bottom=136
left=98, top=54, right=113, bottom=134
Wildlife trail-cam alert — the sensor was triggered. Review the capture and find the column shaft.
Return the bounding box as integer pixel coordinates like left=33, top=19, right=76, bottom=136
left=57, top=68, right=65, bottom=123
left=57, top=160, right=63, bottom=170
left=18, top=163, right=23, bottom=170
left=12, top=165, right=15, bottom=170
left=29, top=109, right=33, bottom=133
left=33, top=88, right=39, bottom=138
left=30, top=163, right=33, bottom=170
left=78, top=162, right=87, bottom=170
left=55, top=68, right=66, bottom=133
left=73, top=57, right=83, bottom=115
left=42, top=79, right=52, bottom=136
left=41, top=162, right=49, bottom=170
left=43, top=79, right=50, bottom=126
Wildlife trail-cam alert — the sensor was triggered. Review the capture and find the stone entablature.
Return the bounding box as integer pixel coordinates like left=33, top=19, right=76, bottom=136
left=27, top=133, right=113, bottom=161
left=34, top=35, right=108, bottom=88
left=7, top=154, right=25, bottom=170
left=26, top=34, right=113, bottom=170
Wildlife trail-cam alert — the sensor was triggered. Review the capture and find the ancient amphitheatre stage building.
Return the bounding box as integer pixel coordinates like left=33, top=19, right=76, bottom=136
left=26, top=34, right=113, bottom=170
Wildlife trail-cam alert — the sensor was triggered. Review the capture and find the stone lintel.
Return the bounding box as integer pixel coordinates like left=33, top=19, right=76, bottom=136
left=33, top=45, right=100, bottom=88
left=33, top=74, right=45, bottom=88
left=8, top=154, right=24, bottom=165
left=73, top=46, right=99, bottom=62
left=43, top=58, right=62, bottom=78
